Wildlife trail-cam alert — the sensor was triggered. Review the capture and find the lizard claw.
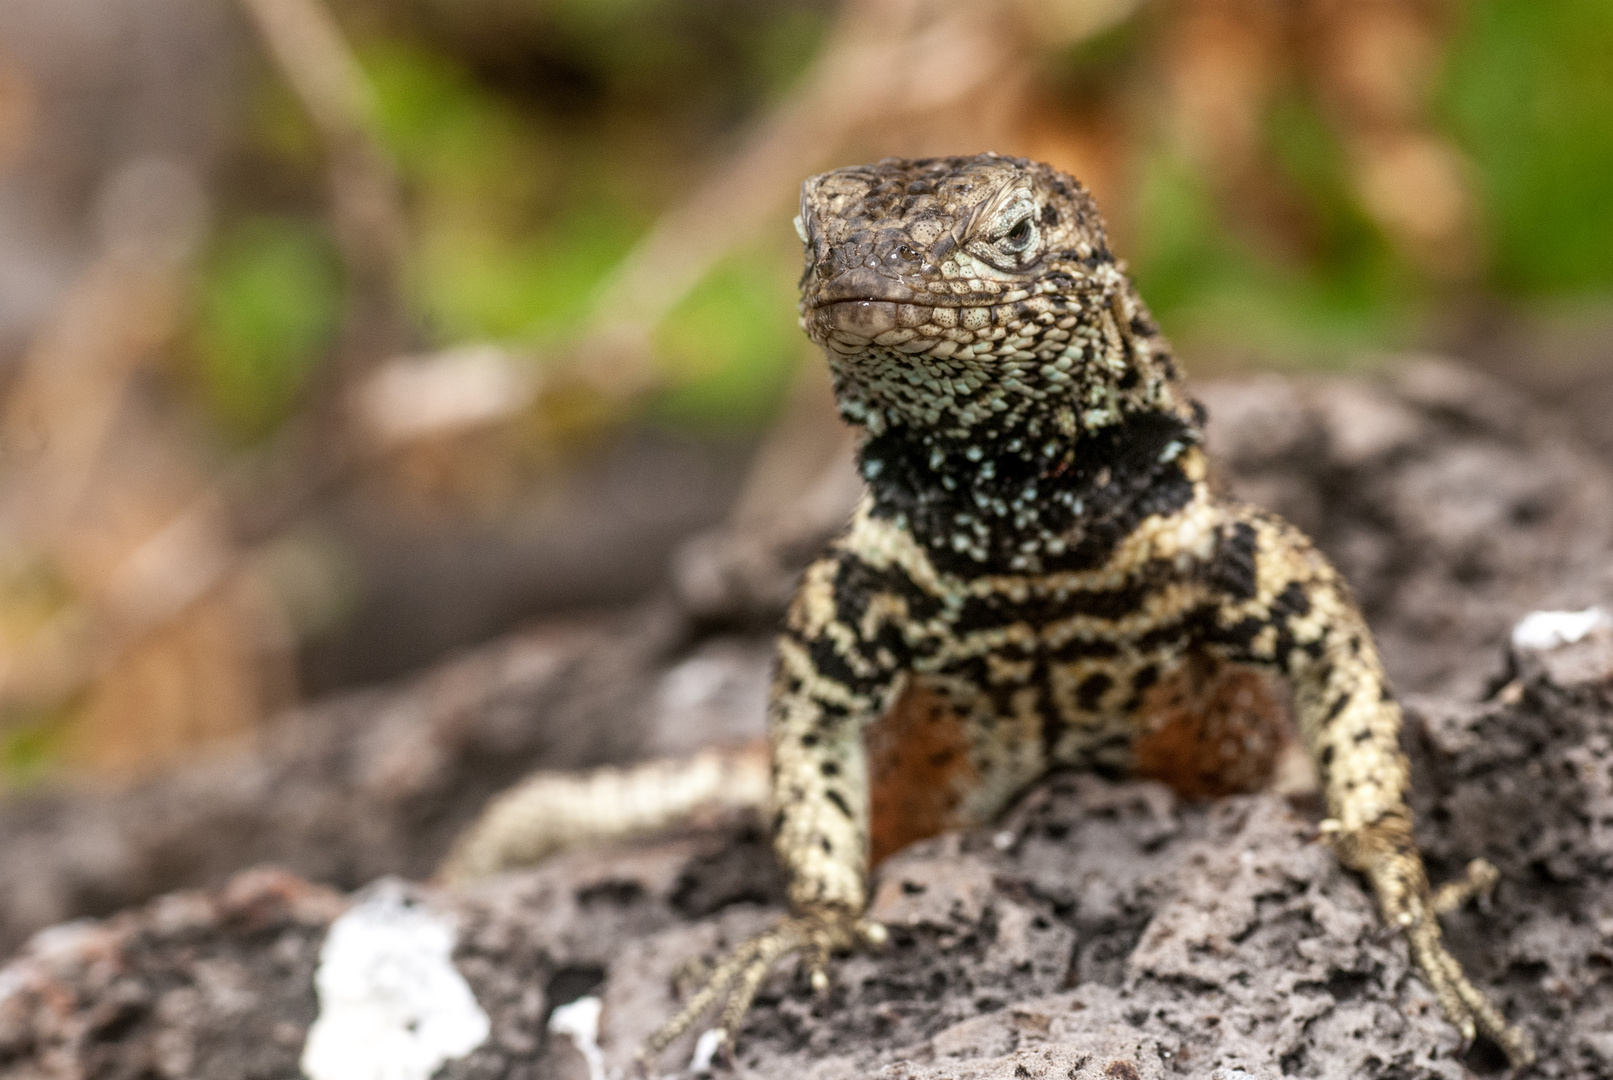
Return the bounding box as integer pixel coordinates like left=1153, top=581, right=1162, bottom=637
left=806, top=917, right=884, bottom=997
left=1402, top=908, right=1535, bottom=1067
left=638, top=907, right=864, bottom=1066
left=1353, top=839, right=1534, bottom=1068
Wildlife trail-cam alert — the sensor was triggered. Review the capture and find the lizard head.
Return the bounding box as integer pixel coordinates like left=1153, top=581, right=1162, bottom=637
left=795, top=153, right=1186, bottom=442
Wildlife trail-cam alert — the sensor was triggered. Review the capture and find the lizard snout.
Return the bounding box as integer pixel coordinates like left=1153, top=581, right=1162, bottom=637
left=804, top=262, right=924, bottom=346
left=817, top=299, right=902, bottom=340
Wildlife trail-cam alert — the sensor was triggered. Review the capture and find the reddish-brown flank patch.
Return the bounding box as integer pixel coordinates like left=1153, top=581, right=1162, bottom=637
left=865, top=658, right=1292, bottom=865
left=865, top=682, right=979, bottom=866
left=1131, top=652, right=1292, bottom=799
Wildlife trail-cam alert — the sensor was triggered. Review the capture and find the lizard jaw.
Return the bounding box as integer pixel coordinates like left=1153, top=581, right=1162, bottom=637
left=807, top=296, right=996, bottom=357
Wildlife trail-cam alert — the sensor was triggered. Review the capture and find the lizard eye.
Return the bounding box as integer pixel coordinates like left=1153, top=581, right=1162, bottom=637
left=1001, top=215, right=1035, bottom=252
left=965, top=198, right=1042, bottom=270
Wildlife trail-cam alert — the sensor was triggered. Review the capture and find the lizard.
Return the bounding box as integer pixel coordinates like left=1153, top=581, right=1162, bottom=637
left=626, top=153, right=1535, bottom=1068
left=442, top=152, right=1533, bottom=1069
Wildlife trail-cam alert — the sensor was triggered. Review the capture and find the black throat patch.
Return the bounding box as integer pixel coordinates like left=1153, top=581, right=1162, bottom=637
left=860, top=408, right=1201, bottom=576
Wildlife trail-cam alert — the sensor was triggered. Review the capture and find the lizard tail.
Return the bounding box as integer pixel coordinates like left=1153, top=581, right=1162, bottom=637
left=437, top=743, right=769, bottom=883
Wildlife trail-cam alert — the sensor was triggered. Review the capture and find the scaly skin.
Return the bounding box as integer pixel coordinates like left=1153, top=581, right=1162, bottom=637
left=641, top=154, right=1533, bottom=1068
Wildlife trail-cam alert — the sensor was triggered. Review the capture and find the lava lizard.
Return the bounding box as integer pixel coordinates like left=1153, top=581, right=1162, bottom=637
left=454, top=153, right=1535, bottom=1069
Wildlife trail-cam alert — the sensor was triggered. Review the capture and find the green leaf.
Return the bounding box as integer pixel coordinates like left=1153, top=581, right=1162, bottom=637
left=652, top=248, right=801, bottom=430
left=192, top=217, right=343, bottom=441
left=1443, top=0, right=1613, bottom=295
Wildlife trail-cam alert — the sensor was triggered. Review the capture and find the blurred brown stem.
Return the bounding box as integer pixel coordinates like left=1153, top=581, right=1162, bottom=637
left=236, top=0, right=410, bottom=373
left=0, top=1, right=415, bottom=724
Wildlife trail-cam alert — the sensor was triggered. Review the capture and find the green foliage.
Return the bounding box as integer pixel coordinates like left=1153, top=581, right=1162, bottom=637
left=414, top=199, right=644, bottom=344
left=540, top=0, right=828, bottom=116
left=1442, top=0, right=1613, bottom=296
left=653, top=247, right=802, bottom=429
left=360, top=42, right=649, bottom=344
left=1129, top=146, right=1411, bottom=365
left=0, top=703, right=71, bottom=788
left=192, top=217, right=343, bottom=441
left=1263, top=94, right=1404, bottom=311
left=1043, top=14, right=1143, bottom=103
left=1131, top=1, right=1613, bottom=357
left=364, top=41, right=551, bottom=208
left=356, top=30, right=811, bottom=419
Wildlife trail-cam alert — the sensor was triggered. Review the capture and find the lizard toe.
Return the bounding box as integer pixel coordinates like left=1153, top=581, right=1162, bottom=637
left=639, top=907, right=866, bottom=1066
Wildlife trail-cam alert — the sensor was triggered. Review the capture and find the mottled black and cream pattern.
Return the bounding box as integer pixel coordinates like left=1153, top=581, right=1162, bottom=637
left=644, top=154, right=1533, bottom=1066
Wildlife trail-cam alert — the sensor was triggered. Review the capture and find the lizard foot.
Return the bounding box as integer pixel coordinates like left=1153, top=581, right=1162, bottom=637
left=1328, top=823, right=1535, bottom=1068
left=637, top=907, right=886, bottom=1068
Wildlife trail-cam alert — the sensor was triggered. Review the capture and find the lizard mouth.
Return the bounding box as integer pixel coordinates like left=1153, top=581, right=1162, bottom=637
left=806, top=295, right=974, bottom=352
left=802, top=266, right=1007, bottom=351
left=811, top=298, right=905, bottom=340
left=804, top=264, right=939, bottom=342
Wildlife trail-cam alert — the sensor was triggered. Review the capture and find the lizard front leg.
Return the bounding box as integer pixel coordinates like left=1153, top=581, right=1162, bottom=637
left=1205, top=508, right=1534, bottom=1067
left=640, top=548, right=903, bottom=1064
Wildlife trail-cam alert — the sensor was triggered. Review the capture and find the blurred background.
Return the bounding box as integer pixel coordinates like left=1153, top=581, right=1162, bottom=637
left=0, top=0, right=1608, bottom=785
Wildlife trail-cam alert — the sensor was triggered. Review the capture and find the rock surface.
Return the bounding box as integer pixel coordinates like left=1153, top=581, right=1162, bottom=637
left=3, top=624, right=1612, bottom=1078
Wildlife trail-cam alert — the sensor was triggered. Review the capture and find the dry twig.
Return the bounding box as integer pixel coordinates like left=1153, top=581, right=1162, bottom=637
left=0, top=0, right=416, bottom=735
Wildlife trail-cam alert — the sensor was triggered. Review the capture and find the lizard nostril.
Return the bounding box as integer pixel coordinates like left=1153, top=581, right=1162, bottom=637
left=882, top=244, right=921, bottom=272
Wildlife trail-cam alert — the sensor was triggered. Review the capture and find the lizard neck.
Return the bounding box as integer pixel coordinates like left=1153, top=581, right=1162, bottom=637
left=857, top=406, right=1203, bottom=576
left=832, top=275, right=1205, bottom=576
